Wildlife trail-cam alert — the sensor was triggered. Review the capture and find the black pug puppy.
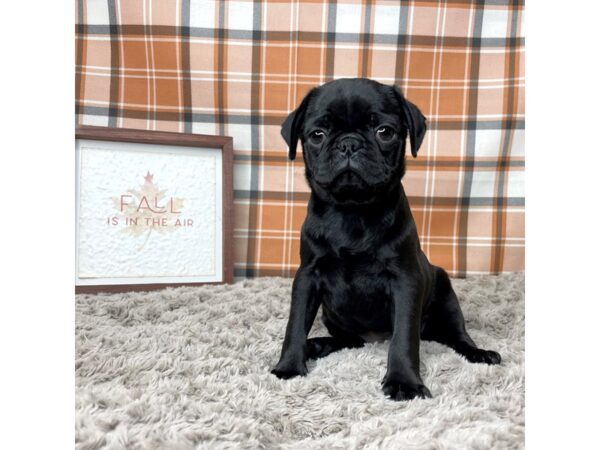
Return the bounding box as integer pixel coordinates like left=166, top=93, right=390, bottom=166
left=271, top=78, right=501, bottom=401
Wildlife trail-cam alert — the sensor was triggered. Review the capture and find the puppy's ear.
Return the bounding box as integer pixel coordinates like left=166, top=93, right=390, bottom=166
left=281, top=89, right=315, bottom=160
left=392, top=87, right=427, bottom=158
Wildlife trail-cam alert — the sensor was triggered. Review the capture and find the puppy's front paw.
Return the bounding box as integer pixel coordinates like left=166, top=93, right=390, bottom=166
left=464, top=348, right=502, bottom=365
left=382, top=378, right=432, bottom=401
left=270, top=360, right=308, bottom=379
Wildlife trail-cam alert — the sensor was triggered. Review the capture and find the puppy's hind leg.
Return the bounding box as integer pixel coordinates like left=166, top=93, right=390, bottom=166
left=307, top=316, right=365, bottom=360
left=421, top=267, right=501, bottom=365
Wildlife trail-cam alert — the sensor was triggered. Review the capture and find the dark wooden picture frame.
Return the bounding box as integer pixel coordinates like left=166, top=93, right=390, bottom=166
left=75, top=125, right=234, bottom=294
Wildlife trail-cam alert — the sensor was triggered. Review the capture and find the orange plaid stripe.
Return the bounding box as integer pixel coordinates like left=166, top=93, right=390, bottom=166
left=76, top=0, right=525, bottom=278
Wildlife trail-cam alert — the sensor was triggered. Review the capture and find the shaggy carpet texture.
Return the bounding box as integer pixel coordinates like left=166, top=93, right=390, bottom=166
left=76, top=273, right=524, bottom=450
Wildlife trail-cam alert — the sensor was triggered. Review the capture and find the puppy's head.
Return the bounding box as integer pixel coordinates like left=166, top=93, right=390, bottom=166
left=281, top=78, right=426, bottom=205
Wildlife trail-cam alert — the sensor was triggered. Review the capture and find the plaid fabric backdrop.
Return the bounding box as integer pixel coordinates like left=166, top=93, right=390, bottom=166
left=75, top=0, right=524, bottom=278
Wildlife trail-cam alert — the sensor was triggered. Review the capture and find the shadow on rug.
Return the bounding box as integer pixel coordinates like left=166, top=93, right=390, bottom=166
left=76, top=273, right=524, bottom=449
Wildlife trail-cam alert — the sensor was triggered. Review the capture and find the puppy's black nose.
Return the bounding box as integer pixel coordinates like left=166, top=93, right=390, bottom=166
left=337, top=136, right=362, bottom=156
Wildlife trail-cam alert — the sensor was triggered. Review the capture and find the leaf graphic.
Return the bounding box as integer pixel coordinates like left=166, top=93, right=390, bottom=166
left=111, top=171, right=185, bottom=249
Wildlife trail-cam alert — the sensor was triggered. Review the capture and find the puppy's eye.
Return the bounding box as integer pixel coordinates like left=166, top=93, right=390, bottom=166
left=376, top=126, right=396, bottom=143
left=308, top=130, right=326, bottom=145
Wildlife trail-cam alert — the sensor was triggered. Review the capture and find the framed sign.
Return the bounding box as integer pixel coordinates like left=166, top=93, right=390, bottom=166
left=75, top=126, right=233, bottom=293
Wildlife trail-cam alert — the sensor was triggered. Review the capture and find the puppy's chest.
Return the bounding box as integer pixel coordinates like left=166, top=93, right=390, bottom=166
left=307, top=229, right=400, bottom=327
left=313, top=240, right=395, bottom=302
left=305, top=212, right=402, bottom=300
left=307, top=216, right=397, bottom=267
left=318, top=259, right=394, bottom=328
left=314, top=218, right=389, bottom=257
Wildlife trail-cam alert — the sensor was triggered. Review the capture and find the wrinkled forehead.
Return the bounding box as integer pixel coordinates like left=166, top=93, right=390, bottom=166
left=304, top=82, right=399, bottom=131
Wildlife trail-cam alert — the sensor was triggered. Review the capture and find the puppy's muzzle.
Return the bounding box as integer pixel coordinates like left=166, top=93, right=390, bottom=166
left=336, top=134, right=364, bottom=157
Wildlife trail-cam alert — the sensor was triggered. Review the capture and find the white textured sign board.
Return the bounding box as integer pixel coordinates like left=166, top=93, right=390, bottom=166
left=76, top=139, right=223, bottom=285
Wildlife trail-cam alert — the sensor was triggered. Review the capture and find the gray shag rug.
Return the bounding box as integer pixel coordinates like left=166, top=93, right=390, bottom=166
left=76, top=273, right=524, bottom=449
